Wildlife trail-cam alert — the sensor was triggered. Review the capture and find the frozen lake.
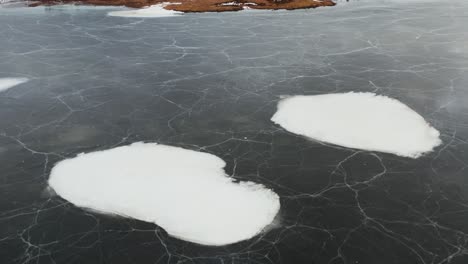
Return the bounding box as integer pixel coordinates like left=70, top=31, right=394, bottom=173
left=1, top=0, right=468, bottom=263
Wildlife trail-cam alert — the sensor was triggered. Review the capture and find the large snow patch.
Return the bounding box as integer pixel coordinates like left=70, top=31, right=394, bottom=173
left=48, top=142, right=280, bottom=246
left=271, top=92, right=441, bottom=158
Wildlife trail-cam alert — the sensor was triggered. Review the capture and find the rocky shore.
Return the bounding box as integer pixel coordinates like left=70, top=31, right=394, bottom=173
left=29, top=0, right=335, bottom=13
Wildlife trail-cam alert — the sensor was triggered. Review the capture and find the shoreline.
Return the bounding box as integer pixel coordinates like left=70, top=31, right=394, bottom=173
left=28, top=0, right=336, bottom=13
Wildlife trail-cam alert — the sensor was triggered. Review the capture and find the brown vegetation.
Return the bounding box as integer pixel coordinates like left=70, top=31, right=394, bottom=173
left=29, top=0, right=335, bottom=12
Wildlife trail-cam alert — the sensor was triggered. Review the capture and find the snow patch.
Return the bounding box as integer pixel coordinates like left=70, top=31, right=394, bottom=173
left=108, top=3, right=182, bottom=18
left=271, top=92, right=441, bottom=158
left=48, top=142, right=280, bottom=246
left=0, top=77, right=28, bottom=93
left=221, top=2, right=257, bottom=6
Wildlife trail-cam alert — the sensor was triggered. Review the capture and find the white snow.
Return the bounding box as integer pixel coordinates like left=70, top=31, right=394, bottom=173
left=221, top=2, right=257, bottom=6
left=107, top=3, right=182, bottom=18
left=48, top=142, right=280, bottom=246
left=271, top=92, right=441, bottom=158
left=221, top=2, right=239, bottom=5
left=0, top=77, right=28, bottom=93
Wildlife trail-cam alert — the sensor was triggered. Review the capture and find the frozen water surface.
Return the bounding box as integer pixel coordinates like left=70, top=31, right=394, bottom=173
left=1, top=0, right=468, bottom=263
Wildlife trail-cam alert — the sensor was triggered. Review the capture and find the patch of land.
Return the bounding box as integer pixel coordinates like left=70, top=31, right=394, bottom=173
left=29, top=0, right=335, bottom=12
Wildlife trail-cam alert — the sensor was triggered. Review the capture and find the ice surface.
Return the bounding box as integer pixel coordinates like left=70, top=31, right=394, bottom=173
left=0, top=77, right=28, bottom=92
left=107, top=3, right=182, bottom=18
left=271, top=93, right=442, bottom=158
left=48, top=142, right=280, bottom=246
left=2, top=0, right=468, bottom=262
